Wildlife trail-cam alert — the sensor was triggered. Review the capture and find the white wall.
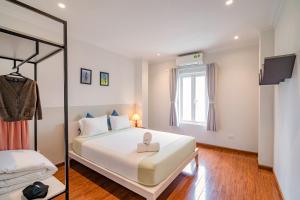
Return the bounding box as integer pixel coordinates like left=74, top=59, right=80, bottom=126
left=149, top=45, right=259, bottom=152
left=258, top=29, right=275, bottom=167
left=69, top=39, right=136, bottom=107
left=135, top=60, right=149, bottom=127
left=273, top=0, right=300, bottom=199
left=0, top=38, right=137, bottom=101
left=0, top=12, right=137, bottom=164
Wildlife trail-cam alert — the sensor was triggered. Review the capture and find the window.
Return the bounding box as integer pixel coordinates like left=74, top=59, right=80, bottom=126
left=178, top=66, right=207, bottom=125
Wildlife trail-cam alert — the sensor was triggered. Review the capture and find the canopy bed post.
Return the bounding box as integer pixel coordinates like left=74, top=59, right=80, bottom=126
left=63, top=20, right=69, bottom=200
left=34, top=62, right=38, bottom=151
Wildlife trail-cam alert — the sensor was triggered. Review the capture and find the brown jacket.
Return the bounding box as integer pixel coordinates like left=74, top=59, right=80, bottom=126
left=0, top=76, right=42, bottom=122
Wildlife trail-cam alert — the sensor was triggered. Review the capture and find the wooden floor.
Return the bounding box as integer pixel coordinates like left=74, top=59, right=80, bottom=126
left=54, top=145, right=282, bottom=200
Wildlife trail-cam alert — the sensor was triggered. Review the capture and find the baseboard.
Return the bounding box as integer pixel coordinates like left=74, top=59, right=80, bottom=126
left=196, top=142, right=258, bottom=156
left=258, top=164, right=273, bottom=171
left=273, top=170, right=285, bottom=200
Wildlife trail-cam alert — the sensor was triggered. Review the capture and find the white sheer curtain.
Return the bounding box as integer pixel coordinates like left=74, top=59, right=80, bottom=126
left=169, top=68, right=179, bottom=126
left=206, top=63, right=217, bottom=131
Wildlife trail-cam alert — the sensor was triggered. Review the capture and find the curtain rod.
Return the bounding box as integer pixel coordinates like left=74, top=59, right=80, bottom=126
left=177, top=64, right=207, bottom=69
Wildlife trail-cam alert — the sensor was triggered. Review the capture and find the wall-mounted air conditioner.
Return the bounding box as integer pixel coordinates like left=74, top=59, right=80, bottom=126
left=176, top=52, right=203, bottom=66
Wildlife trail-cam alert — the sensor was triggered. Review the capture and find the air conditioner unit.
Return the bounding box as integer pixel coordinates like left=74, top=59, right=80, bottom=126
left=176, top=52, right=204, bottom=66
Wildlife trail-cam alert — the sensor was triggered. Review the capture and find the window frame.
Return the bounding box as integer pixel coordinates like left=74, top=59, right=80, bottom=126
left=178, top=65, right=208, bottom=126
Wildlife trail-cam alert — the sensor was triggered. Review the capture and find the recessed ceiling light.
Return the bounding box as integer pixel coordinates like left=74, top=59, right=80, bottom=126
left=234, top=35, right=239, bottom=40
left=225, top=0, right=234, bottom=6
left=156, top=53, right=161, bottom=56
left=58, top=3, right=66, bottom=9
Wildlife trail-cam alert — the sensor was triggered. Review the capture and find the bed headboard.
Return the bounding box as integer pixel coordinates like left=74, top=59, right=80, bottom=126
left=68, top=104, right=135, bottom=143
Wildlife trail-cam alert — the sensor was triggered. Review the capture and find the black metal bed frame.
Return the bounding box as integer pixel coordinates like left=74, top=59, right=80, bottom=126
left=1, top=0, right=69, bottom=199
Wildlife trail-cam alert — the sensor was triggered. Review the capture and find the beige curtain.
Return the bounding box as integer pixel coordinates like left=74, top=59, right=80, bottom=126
left=206, top=63, right=217, bottom=131
left=169, top=68, right=179, bottom=126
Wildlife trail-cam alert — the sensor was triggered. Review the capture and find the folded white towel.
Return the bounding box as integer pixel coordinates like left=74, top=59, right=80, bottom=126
left=143, top=132, right=152, bottom=145
left=137, top=143, right=160, bottom=153
left=0, top=150, right=57, bottom=195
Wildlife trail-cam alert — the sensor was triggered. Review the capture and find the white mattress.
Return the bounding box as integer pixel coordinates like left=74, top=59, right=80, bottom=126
left=72, top=128, right=196, bottom=185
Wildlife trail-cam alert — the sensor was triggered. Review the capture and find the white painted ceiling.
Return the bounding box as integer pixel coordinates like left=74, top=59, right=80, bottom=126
left=17, top=0, right=281, bottom=61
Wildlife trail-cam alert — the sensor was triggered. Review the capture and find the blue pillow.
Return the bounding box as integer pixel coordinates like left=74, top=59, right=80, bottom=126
left=85, top=112, right=94, bottom=118
left=111, top=110, right=119, bottom=116
left=108, top=110, right=119, bottom=130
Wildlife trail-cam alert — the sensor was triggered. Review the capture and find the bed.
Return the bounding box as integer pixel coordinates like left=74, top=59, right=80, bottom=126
left=69, top=127, right=198, bottom=200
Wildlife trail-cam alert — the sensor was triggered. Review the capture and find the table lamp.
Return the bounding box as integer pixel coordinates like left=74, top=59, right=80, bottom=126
left=132, top=113, right=141, bottom=127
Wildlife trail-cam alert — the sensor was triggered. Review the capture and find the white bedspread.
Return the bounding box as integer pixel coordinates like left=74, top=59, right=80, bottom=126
left=0, top=150, right=57, bottom=195
left=72, top=128, right=193, bottom=183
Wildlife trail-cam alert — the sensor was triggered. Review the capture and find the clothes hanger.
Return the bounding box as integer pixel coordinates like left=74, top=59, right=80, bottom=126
left=8, top=68, right=25, bottom=78
left=5, top=67, right=27, bottom=81
left=6, top=60, right=26, bottom=78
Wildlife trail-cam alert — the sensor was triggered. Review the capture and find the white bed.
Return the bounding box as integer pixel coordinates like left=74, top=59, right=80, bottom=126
left=69, top=127, right=199, bottom=200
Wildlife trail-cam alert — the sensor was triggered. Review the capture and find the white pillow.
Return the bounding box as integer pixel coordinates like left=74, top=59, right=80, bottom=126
left=110, top=115, right=131, bottom=130
left=79, top=115, right=108, bottom=137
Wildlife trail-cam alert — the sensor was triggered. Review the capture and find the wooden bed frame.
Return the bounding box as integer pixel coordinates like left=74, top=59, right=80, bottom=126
left=69, top=148, right=199, bottom=200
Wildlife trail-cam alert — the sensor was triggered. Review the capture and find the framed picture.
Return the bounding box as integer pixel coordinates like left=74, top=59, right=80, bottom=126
left=80, top=68, right=92, bottom=85
left=100, top=72, right=109, bottom=86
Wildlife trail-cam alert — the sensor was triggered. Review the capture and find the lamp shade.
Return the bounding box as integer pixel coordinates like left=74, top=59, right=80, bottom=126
left=132, top=113, right=141, bottom=121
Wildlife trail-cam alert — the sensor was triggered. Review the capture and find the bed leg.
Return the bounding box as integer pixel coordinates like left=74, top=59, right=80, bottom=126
left=195, top=154, right=199, bottom=167
left=68, top=158, right=72, bottom=167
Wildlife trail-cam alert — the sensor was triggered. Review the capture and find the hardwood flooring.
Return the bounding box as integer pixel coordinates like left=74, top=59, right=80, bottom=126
left=54, top=145, right=282, bottom=200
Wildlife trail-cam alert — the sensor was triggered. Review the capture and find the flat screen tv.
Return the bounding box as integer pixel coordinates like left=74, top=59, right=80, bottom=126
left=259, top=54, right=296, bottom=85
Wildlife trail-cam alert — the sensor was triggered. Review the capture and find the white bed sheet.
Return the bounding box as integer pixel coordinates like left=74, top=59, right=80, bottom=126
left=72, top=128, right=192, bottom=183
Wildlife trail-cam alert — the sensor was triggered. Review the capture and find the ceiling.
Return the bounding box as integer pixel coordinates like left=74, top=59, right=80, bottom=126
left=17, top=0, right=281, bottom=61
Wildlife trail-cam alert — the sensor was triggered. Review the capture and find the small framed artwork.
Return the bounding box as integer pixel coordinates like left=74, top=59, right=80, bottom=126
left=100, top=72, right=109, bottom=86
left=80, top=68, right=92, bottom=85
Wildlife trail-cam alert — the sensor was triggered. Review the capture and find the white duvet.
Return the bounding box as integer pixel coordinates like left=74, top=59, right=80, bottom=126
left=72, top=128, right=184, bottom=183
left=0, top=150, right=57, bottom=195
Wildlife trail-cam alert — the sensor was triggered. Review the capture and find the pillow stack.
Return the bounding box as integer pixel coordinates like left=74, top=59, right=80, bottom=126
left=78, top=110, right=131, bottom=137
